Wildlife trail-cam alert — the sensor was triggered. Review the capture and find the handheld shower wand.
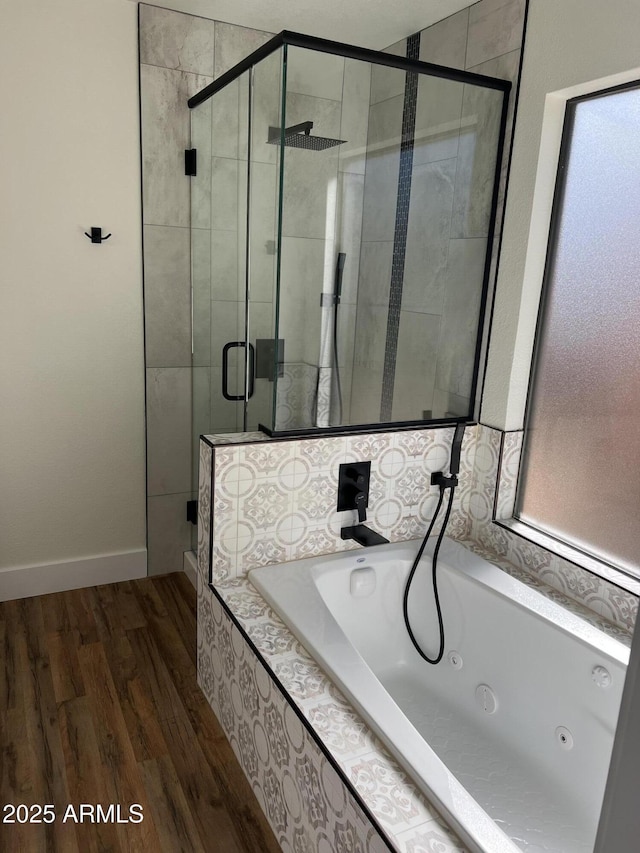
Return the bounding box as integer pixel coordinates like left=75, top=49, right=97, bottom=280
left=402, top=423, right=466, bottom=665
left=449, top=422, right=465, bottom=478
left=331, top=253, right=346, bottom=424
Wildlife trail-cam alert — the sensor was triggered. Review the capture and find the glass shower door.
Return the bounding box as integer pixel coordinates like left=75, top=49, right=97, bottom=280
left=190, top=54, right=284, bottom=512
left=244, top=49, right=283, bottom=432
left=191, top=70, right=249, bottom=445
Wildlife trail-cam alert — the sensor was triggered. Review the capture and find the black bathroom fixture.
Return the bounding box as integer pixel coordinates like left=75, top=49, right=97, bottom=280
left=222, top=341, right=255, bottom=401
left=186, top=499, right=198, bottom=525
left=84, top=227, right=111, bottom=243
left=184, top=148, right=197, bottom=176
left=267, top=121, right=347, bottom=151
left=338, top=461, right=390, bottom=546
left=340, top=524, right=389, bottom=547
left=337, top=462, right=371, bottom=520
left=403, top=423, right=466, bottom=665
left=331, top=253, right=346, bottom=423
left=188, top=31, right=511, bottom=111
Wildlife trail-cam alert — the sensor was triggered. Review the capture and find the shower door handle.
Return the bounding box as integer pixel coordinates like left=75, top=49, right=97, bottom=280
left=247, top=342, right=255, bottom=399
left=222, top=341, right=255, bottom=401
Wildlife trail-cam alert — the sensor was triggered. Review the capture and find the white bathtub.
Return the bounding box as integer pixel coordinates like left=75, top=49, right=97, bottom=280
left=249, top=536, right=629, bottom=853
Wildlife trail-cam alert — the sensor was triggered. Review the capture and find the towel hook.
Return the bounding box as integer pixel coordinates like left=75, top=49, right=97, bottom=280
left=84, top=226, right=111, bottom=244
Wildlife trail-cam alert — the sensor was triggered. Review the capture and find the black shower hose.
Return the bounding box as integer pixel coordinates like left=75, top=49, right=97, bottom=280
left=402, top=481, right=457, bottom=665
left=331, top=297, right=343, bottom=424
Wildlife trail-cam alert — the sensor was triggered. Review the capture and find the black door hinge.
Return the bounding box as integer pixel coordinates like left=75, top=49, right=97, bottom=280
left=186, top=499, right=198, bottom=525
left=185, top=148, right=197, bottom=176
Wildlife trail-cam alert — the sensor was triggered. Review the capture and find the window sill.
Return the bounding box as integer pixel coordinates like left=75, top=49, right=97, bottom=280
left=493, top=517, right=640, bottom=597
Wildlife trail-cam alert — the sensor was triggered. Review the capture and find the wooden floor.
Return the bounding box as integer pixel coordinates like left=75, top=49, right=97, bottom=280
left=0, top=574, right=281, bottom=853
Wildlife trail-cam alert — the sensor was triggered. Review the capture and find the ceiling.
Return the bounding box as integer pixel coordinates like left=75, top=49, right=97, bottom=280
left=134, top=0, right=476, bottom=50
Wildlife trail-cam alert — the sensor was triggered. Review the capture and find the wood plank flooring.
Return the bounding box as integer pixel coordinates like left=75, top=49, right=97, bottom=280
left=0, top=574, right=281, bottom=853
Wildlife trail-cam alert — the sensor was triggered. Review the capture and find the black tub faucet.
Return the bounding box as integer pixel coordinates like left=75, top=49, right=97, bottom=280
left=337, top=462, right=370, bottom=521
left=337, top=461, right=389, bottom=545
left=340, top=524, right=389, bottom=547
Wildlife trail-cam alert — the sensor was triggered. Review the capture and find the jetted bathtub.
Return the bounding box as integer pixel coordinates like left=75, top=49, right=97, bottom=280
left=249, top=536, right=629, bottom=853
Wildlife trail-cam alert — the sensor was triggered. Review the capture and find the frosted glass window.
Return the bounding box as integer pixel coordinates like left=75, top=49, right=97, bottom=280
left=516, top=85, right=640, bottom=578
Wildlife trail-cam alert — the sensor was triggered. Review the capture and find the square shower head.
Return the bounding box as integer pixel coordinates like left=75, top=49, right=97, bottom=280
left=267, top=121, right=346, bottom=151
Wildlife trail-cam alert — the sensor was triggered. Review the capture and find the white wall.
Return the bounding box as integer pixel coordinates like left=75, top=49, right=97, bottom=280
left=0, top=0, right=146, bottom=591
left=482, top=0, right=640, bottom=430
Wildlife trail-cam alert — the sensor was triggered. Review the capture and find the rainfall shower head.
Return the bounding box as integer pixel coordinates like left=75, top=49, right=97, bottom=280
left=267, top=121, right=346, bottom=151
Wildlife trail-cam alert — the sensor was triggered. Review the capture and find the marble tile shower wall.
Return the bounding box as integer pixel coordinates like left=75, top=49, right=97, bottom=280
left=351, top=0, right=526, bottom=424
left=140, top=5, right=272, bottom=573
left=276, top=52, right=370, bottom=429
left=420, top=0, right=524, bottom=421
left=350, top=39, right=406, bottom=424
left=206, top=426, right=477, bottom=582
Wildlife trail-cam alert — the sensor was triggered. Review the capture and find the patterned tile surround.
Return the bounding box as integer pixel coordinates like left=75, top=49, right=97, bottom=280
left=202, top=427, right=475, bottom=584
left=199, top=424, right=637, bottom=634
left=196, top=423, right=636, bottom=853
left=198, top=575, right=466, bottom=852
left=467, top=425, right=638, bottom=634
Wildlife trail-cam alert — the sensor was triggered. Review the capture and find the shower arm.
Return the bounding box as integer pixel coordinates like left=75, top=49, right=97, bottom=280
left=267, top=121, right=313, bottom=143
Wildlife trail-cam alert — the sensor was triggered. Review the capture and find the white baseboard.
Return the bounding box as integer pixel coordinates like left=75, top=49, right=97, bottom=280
left=0, top=549, right=147, bottom=602
left=183, top=549, right=197, bottom=590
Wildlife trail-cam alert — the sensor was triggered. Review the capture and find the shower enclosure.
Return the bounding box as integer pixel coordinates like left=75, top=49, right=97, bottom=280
left=188, top=31, right=509, bottom=444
